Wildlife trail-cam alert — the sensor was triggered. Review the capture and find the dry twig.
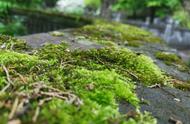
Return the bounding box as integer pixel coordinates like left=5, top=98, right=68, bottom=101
left=32, top=97, right=52, bottom=122
left=2, top=65, right=13, bottom=85
left=1, top=65, right=14, bottom=92
left=9, top=97, right=19, bottom=120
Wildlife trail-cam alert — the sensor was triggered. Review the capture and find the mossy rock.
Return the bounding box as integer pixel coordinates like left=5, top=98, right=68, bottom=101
left=1, top=19, right=189, bottom=124
left=0, top=35, right=159, bottom=123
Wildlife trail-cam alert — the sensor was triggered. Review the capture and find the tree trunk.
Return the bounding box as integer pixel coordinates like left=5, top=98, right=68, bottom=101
left=150, top=7, right=156, bottom=23
left=100, top=0, right=116, bottom=19
left=181, top=0, right=190, bottom=14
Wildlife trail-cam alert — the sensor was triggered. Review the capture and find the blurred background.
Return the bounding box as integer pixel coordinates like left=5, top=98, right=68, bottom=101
left=0, top=0, right=190, bottom=36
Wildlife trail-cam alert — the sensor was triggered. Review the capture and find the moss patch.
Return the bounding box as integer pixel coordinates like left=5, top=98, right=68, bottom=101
left=69, top=47, right=166, bottom=85
left=49, top=31, right=64, bottom=37
left=0, top=50, right=38, bottom=66
left=74, top=21, right=162, bottom=47
left=67, top=68, right=139, bottom=106
left=37, top=43, right=166, bottom=85
left=155, top=51, right=189, bottom=72
left=0, top=50, right=51, bottom=90
left=0, top=35, right=31, bottom=51
left=171, top=79, right=190, bottom=91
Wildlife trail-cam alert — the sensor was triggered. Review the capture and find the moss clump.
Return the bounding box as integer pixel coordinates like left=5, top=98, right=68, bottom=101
left=0, top=35, right=31, bottom=51
left=70, top=47, right=166, bottom=85
left=155, top=52, right=181, bottom=63
left=41, top=68, right=138, bottom=124
left=171, top=79, right=190, bottom=91
left=0, top=50, right=39, bottom=66
left=39, top=100, right=156, bottom=124
left=0, top=50, right=50, bottom=73
left=0, top=50, right=50, bottom=90
left=34, top=68, right=156, bottom=124
left=74, top=21, right=162, bottom=47
left=67, top=68, right=139, bottom=106
left=37, top=42, right=69, bottom=62
left=49, top=31, right=64, bottom=37
left=155, top=51, right=189, bottom=72
left=38, top=43, right=166, bottom=85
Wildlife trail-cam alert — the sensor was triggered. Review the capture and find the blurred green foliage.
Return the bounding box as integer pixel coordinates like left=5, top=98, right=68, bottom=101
left=0, top=0, right=190, bottom=35
left=173, top=8, right=190, bottom=28
left=0, top=0, right=43, bottom=36
left=111, top=0, right=189, bottom=28
left=0, top=0, right=43, bottom=8
left=84, top=0, right=101, bottom=9
left=0, top=19, right=26, bottom=35
left=112, top=0, right=180, bottom=16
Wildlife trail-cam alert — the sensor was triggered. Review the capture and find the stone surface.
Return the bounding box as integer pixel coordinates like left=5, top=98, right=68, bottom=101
left=120, top=86, right=190, bottom=124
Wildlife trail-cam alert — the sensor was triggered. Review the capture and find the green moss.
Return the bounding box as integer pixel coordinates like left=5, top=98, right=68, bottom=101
left=0, top=50, right=39, bottom=66
left=74, top=21, right=162, bottom=46
left=39, top=99, right=156, bottom=124
left=155, top=51, right=180, bottom=63
left=30, top=68, right=155, bottom=124
left=38, top=43, right=166, bottom=85
left=0, top=35, right=31, bottom=51
left=39, top=99, right=120, bottom=124
left=0, top=35, right=159, bottom=123
left=71, top=47, right=165, bottom=85
left=67, top=68, right=139, bottom=106
left=174, top=81, right=190, bottom=90
left=45, top=68, right=138, bottom=124
left=93, top=39, right=118, bottom=47
left=0, top=50, right=51, bottom=74
left=37, top=42, right=69, bottom=62
left=155, top=51, right=189, bottom=72
left=0, top=50, right=52, bottom=90
left=49, top=31, right=65, bottom=37
left=126, top=41, right=142, bottom=47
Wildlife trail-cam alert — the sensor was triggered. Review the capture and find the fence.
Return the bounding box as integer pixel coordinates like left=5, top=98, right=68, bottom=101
left=8, top=7, right=92, bottom=34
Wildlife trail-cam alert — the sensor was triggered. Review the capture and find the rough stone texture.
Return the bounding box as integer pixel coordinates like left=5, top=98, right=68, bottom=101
left=120, top=86, right=190, bottom=124
left=19, top=29, right=190, bottom=124
left=19, top=29, right=102, bottom=50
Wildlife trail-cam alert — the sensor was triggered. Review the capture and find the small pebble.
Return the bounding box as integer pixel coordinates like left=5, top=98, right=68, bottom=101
left=173, top=98, right=181, bottom=102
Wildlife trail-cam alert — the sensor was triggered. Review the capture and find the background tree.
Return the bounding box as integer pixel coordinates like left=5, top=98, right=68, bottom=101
left=100, top=0, right=117, bottom=19
left=181, top=0, right=190, bottom=14
left=112, top=0, right=180, bottom=21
